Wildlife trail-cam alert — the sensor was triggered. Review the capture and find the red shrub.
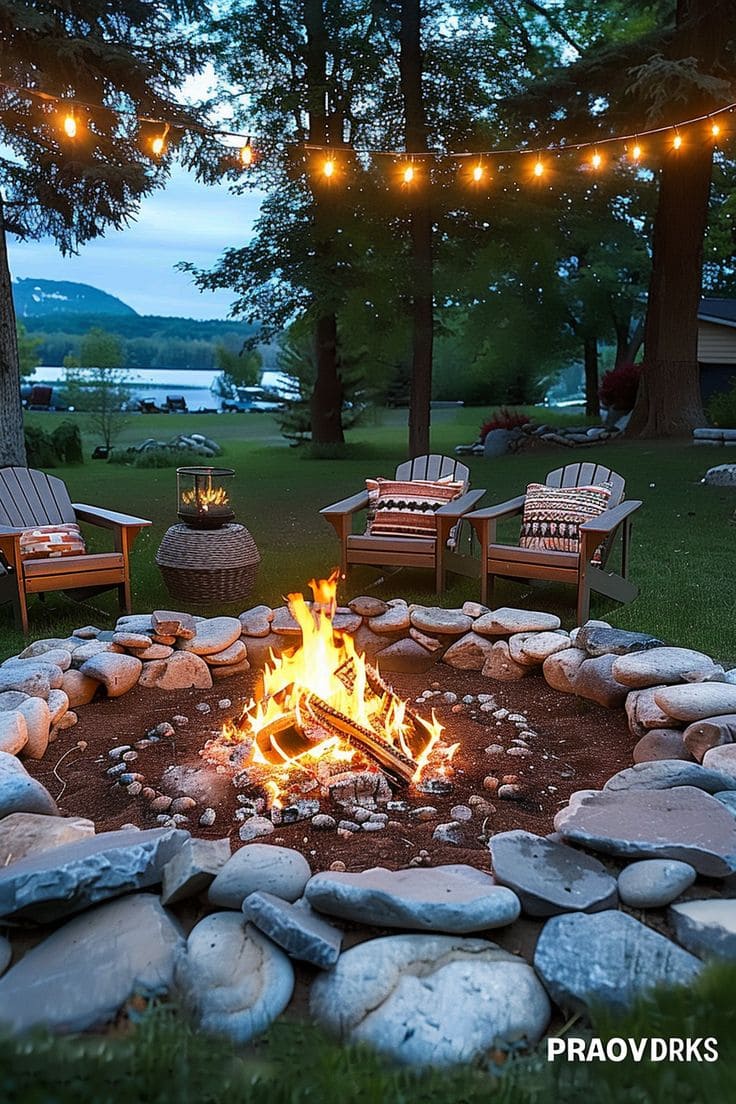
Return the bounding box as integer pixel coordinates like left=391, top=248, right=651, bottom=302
left=599, top=362, right=642, bottom=412
left=479, top=407, right=532, bottom=441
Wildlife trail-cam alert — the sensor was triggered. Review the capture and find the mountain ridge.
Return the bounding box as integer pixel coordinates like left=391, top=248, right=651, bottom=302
left=13, top=278, right=138, bottom=318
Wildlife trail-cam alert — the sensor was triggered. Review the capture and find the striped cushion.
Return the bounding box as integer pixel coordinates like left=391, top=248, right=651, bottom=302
left=519, top=483, right=612, bottom=563
left=366, top=478, right=464, bottom=538
left=20, top=523, right=86, bottom=561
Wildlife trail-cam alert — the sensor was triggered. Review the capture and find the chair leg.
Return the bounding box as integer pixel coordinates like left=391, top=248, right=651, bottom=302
left=15, top=583, right=29, bottom=635
left=435, top=555, right=446, bottom=594
left=118, top=579, right=132, bottom=615
left=576, top=575, right=591, bottom=626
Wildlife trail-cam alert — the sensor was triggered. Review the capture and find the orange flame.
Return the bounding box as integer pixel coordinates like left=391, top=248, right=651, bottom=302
left=181, top=484, right=229, bottom=512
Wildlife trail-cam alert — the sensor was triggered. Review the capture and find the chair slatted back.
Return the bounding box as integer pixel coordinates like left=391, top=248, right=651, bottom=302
left=545, top=463, right=626, bottom=566
left=395, top=454, right=470, bottom=488
left=0, top=467, right=76, bottom=528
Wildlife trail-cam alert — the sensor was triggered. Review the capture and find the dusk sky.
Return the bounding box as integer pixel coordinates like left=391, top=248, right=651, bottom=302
left=9, top=166, right=265, bottom=320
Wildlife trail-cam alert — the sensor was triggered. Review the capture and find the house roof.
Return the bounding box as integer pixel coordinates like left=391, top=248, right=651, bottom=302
left=699, top=298, right=736, bottom=328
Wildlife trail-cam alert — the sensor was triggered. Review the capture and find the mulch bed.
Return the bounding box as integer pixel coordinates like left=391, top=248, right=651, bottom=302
left=26, top=668, right=636, bottom=875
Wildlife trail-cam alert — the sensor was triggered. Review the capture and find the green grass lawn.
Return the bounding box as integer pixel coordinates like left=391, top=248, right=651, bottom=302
left=6, top=405, right=735, bottom=664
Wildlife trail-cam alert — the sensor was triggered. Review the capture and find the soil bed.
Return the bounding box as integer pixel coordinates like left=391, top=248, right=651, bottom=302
left=27, top=668, right=635, bottom=874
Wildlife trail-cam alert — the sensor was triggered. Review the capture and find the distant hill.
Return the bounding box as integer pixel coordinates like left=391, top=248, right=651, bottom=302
left=13, top=278, right=138, bottom=318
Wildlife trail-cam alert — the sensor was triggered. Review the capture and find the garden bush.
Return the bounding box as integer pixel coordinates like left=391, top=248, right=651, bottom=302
left=598, top=361, right=641, bottom=412
left=24, top=421, right=83, bottom=468
left=707, top=376, right=736, bottom=426
left=479, top=407, right=532, bottom=441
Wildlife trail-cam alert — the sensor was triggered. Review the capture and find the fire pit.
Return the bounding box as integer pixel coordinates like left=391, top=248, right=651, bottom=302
left=176, top=466, right=235, bottom=529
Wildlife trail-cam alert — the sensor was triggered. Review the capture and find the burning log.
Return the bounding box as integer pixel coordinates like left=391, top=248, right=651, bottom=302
left=303, top=694, right=417, bottom=785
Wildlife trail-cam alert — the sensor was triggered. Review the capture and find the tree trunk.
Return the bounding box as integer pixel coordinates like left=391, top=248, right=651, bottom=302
left=304, top=0, right=344, bottom=446
left=623, top=318, right=644, bottom=365
left=0, top=203, right=26, bottom=467
left=400, top=0, right=432, bottom=458
left=583, top=334, right=599, bottom=417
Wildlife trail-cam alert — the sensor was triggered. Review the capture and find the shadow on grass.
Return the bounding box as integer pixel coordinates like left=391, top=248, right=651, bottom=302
left=1, top=962, right=735, bottom=1104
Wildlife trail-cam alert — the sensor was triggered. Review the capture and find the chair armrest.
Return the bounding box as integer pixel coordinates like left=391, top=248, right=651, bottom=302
left=73, top=504, right=152, bottom=529
left=465, top=495, right=527, bottom=523
left=435, top=488, right=486, bottom=518
left=320, top=490, right=370, bottom=517
left=0, top=525, right=24, bottom=536
left=579, top=500, right=642, bottom=534
left=0, top=527, right=23, bottom=570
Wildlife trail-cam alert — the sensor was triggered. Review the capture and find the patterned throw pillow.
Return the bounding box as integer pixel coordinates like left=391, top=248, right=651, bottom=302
left=366, top=478, right=465, bottom=538
left=519, top=483, right=612, bottom=563
left=19, top=523, right=86, bottom=560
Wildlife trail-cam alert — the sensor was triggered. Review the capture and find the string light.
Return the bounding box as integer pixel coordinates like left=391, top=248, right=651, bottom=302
left=62, top=111, right=77, bottom=138
left=151, top=123, right=169, bottom=157
left=533, top=157, right=544, bottom=177
left=590, top=150, right=602, bottom=169
left=711, top=121, right=721, bottom=139
left=322, top=157, right=335, bottom=178
left=673, top=131, right=682, bottom=150
left=402, top=163, right=415, bottom=184
left=240, top=138, right=254, bottom=166
left=471, top=162, right=484, bottom=182
left=630, top=141, right=642, bottom=162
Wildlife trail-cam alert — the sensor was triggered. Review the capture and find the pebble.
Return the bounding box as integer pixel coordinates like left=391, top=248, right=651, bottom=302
left=442, top=692, right=458, bottom=704
left=432, top=821, right=464, bottom=845
left=218, top=699, right=231, bottom=709
left=462, top=695, right=474, bottom=704
left=172, top=715, right=189, bottom=726
left=196, top=703, right=211, bottom=714
left=329, top=861, right=346, bottom=872
left=485, top=744, right=505, bottom=755
left=199, top=808, right=217, bottom=827
left=150, top=796, right=173, bottom=813
left=498, top=784, right=522, bottom=800
left=412, top=806, right=438, bottom=821
left=126, top=782, right=143, bottom=797
left=171, top=797, right=197, bottom=813
left=450, top=804, right=472, bottom=821
left=617, top=859, right=697, bottom=908
left=338, top=819, right=360, bottom=833
left=311, top=814, right=336, bottom=830
left=122, top=751, right=138, bottom=762
left=108, top=745, right=131, bottom=760
left=483, top=776, right=499, bottom=793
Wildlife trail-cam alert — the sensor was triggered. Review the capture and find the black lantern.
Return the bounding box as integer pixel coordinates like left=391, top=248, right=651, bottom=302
left=176, top=466, right=235, bottom=529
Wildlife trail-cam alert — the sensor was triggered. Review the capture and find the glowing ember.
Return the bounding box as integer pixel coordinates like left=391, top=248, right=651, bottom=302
left=210, top=571, right=457, bottom=807
left=180, top=484, right=229, bottom=512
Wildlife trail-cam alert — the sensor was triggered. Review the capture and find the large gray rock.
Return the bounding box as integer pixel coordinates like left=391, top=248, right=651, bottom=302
left=238, top=605, right=275, bottom=637
left=348, top=596, right=388, bottom=618
left=151, top=610, right=197, bottom=639
left=702, top=744, right=736, bottom=780
left=0, top=664, right=55, bottom=699
left=573, top=654, right=627, bottom=708
left=0, top=691, right=28, bottom=711
left=0, top=826, right=188, bottom=921
left=612, top=647, right=718, bottom=689
left=481, top=640, right=529, bottom=681
left=60, top=668, right=99, bottom=707
left=242, top=891, right=343, bottom=968
left=654, top=683, right=736, bottom=723
left=625, top=687, right=676, bottom=736
left=374, top=638, right=438, bottom=674
left=576, top=625, right=664, bottom=657
left=208, top=843, right=311, bottom=908
left=669, top=899, right=736, bottom=959
left=0, top=751, right=59, bottom=820
left=70, top=640, right=123, bottom=669
left=489, top=830, right=618, bottom=916
left=368, top=606, right=411, bottom=633
left=555, top=786, right=736, bottom=876
left=310, top=933, right=550, bottom=1068
left=543, top=648, right=586, bottom=693
left=79, top=652, right=141, bottom=697
left=304, top=864, right=520, bottom=932
left=0, top=812, right=94, bottom=866
left=534, top=910, right=701, bottom=1013
left=474, top=608, right=561, bottom=635
left=409, top=606, right=472, bottom=636
left=604, top=760, right=736, bottom=794
left=633, top=728, right=693, bottom=763
left=16, top=696, right=50, bottom=759
left=508, top=632, right=571, bottom=666
left=161, top=837, right=231, bottom=906
left=441, top=632, right=495, bottom=670
left=0, top=711, right=28, bottom=755
left=180, top=616, right=242, bottom=655
left=617, top=859, right=697, bottom=908
left=139, top=651, right=213, bottom=690
left=176, top=912, right=294, bottom=1043
left=0, top=894, right=183, bottom=1034
left=684, top=715, right=736, bottom=761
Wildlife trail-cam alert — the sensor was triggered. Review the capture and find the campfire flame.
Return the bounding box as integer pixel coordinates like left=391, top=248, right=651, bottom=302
left=180, top=483, right=229, bottom=512
left=221, top=571, right=451, bottom=794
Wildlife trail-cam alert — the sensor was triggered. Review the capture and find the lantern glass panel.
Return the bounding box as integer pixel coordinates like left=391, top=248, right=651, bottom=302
left=177, top=466, right=235, bottom=529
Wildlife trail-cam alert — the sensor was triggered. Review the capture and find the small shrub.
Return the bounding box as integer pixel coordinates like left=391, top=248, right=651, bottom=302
left=50, top=421, right=83, bottom=464
left=599, top=361, right=642, bottom=412
left=24, top=425, right=59, bottom=468
left=479, top=407, right=531, bottom=441
left=707, top=376, right=736, bottom=427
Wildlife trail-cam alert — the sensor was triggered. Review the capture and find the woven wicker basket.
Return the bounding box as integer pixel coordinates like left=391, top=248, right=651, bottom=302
left=156, top=522, right=260, bottom=603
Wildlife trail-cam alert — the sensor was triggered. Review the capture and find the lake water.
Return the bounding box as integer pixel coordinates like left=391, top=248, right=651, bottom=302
left=33, top=367, right=290, bottom=411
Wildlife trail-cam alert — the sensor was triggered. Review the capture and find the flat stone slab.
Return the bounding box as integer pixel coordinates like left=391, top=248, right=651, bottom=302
left=79, top=652, right=141, bottom=697
left=0, top=894, right=183, bottom=1034
left=373, top=638, right=438, bottom=674
left=310, top=933, right=550, bottom=1068
left=238, top=605, right=274, bottom=637
left=685, top=715, right=736, bottom=761
left=409, top=607, right=472, bottom=635
left=617, top=859, right=697, bottom=908
left=573, top=654, right=628, bottom=708
left=304, top=864, right=520, bottom=932
left=0, top=751, right=59, bottom=820
left=633, top=728, right=693, bottom=763
left=543, top=649, right=586, bottom=693
left=0, top=812, right=94, bottom=866
left=654, top=684, right=736, bottom=722
left=576, top=626, right=664, bottom=657
left=669, top=899, right=736, bottom=959
left=555, top=786, right=736, bottom=876
left=242, top=891, right=343, bottom=968
left=269, top=607, right=302, bottom=635
left=0, top=826, right=189, bottom=921
left=202, top=639, right=247, bottom=666
left=509, top=632, right=570, bottom=666
left=138, top=652, right=212, bottom=690
left=152, top=610, right=197, bottom=639
left=176, top=912, right=294, bottom=1044
left=348, top=596, right=388, bottom=617
left=612, top=647, right=718, bottom=689
left=180, top=616, right=242, bottom=655
left=702, top=744, right=736, bottom=779
left=161, top=837, right=231, bottom=906
left=368, top=606, right=411, bottom=633
left=534, top=910, right=701, bottom=1013
left=441, top=632, right=495, bottom=670
left=474, top=608, right=561, bottom=635
left=604, top=760, right=736, bottom=794
left=489, top=830, right=618, bottom=916
left=208, top=843, right=311, bottom=908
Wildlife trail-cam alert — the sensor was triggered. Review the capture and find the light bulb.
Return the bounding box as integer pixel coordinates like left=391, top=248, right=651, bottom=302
left=240, top=141, right=253, bottom=166
left=631, top=143, right=642, bottom=162
left=591, top=151, right=602, bottom=169
left=711, top=122, right=721, bottom=138
left=472, top=163, right=484, bottom=182
left=533, top=158, right=544, bottom=177
left=63, top=113, right=77, bottom=138
left=323, top=158, right=335, bottom=178
left=151, top=134, right=166, bottom=156
left=673, top=133, right=682, bottom=150
left=403, top=164, right=415, bottom=183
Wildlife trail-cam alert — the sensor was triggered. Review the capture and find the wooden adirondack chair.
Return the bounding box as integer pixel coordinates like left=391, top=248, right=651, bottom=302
left=465, top=462, right=641, bottom=623
left=320, top=454, right=485, bottom=592
left=0, top=466, right=151, bottom=633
